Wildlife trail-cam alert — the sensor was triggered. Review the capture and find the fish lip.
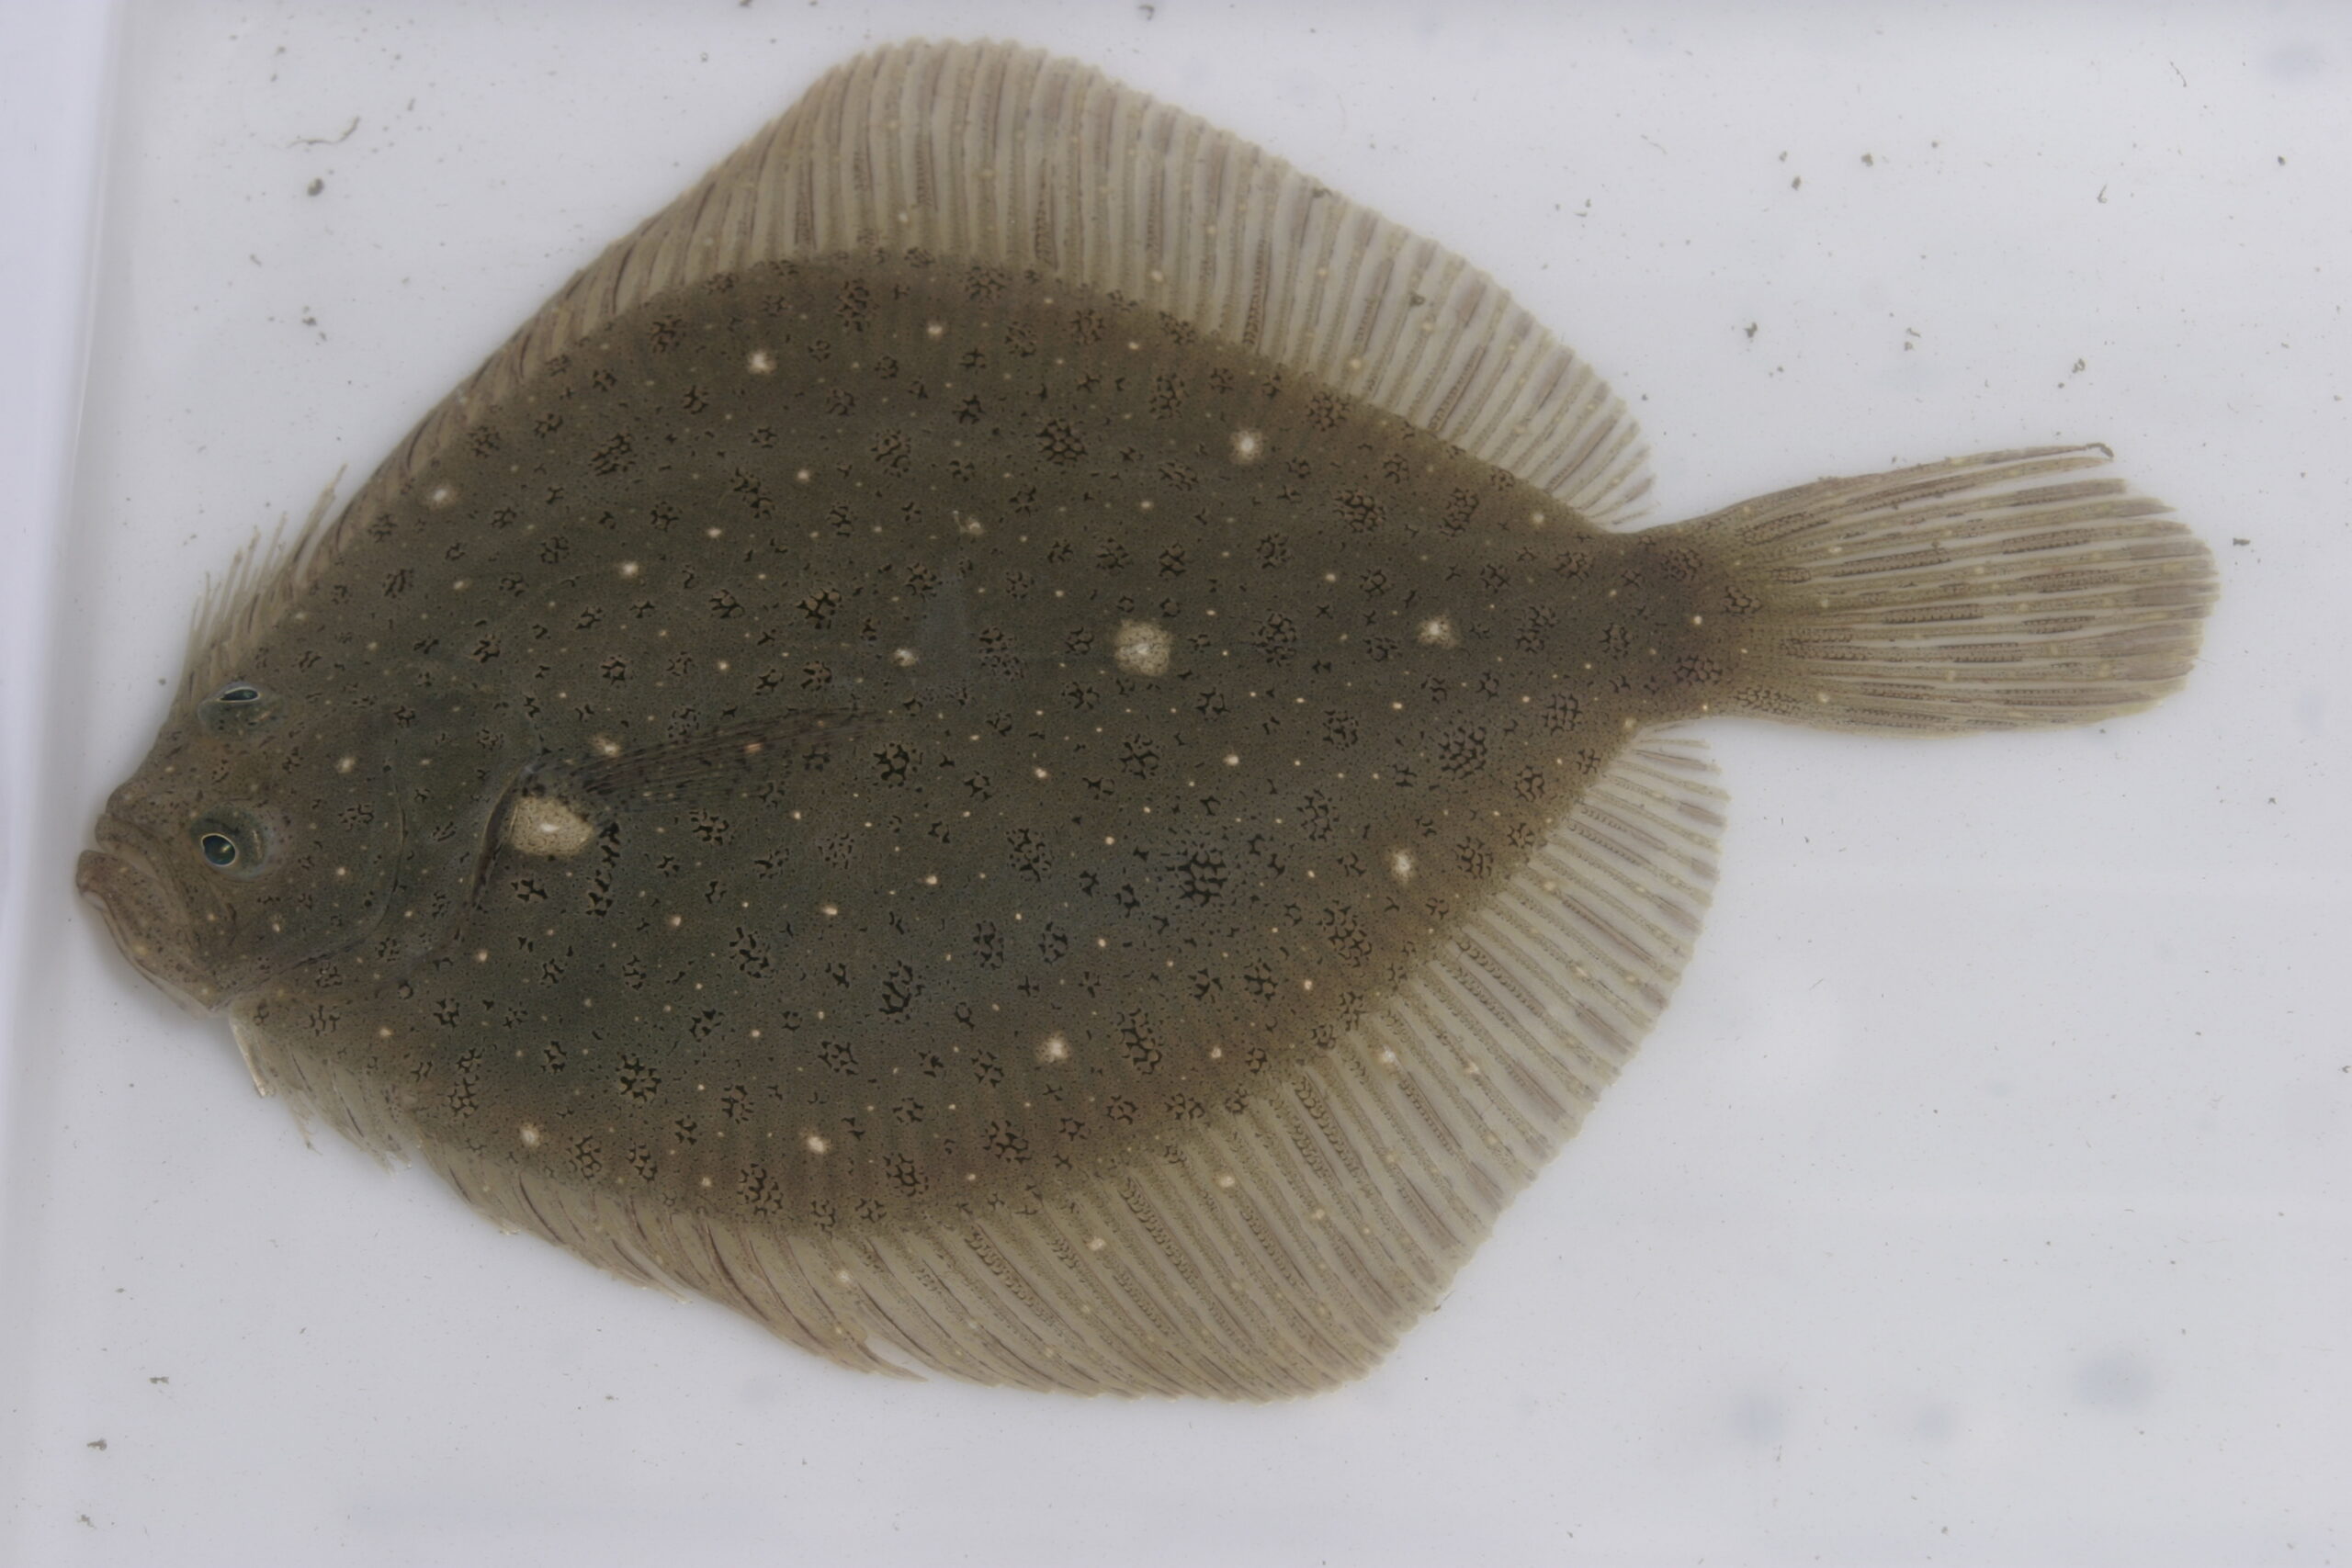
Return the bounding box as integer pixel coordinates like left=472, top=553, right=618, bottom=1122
left=77, top=820, right=221, bottom=1016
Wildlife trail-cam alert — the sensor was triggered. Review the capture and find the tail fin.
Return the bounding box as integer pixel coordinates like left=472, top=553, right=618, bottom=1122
left=1684, top=446, right=2218, bottom=735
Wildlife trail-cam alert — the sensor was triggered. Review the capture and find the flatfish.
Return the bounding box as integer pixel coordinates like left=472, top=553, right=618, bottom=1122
left=77, top=40, right=2217, bottom=1398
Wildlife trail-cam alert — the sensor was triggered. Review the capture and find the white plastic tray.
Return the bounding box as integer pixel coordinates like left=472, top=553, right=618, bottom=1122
left=6, top=4, right=2345, bottom=1563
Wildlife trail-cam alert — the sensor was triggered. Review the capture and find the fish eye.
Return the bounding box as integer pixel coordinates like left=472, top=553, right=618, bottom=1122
left=189, top=812, right=268, bottom=876
left=198, top=680, right=282, bottom=737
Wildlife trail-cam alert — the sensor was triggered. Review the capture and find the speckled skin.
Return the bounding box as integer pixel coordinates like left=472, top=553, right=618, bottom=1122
left=93, top=255, right=1735, bottom=1233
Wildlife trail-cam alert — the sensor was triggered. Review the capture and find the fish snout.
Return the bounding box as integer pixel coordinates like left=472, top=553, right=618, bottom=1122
left=76, top=829, right=222, bottom=1014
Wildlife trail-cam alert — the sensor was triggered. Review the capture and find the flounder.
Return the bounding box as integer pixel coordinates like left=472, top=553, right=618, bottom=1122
left=78, top=40, right=2217, bottom=1399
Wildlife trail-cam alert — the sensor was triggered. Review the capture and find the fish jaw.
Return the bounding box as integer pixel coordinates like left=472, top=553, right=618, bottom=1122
left=76, top=821, right=227, bottom=1015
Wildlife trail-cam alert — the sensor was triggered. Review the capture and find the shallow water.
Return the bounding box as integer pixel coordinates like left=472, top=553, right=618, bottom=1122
left=5, top=3, right=2345, bottom=1563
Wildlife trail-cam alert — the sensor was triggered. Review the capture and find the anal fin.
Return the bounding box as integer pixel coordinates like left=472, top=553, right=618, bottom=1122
left=400, top=733, right=1727, bottom=1398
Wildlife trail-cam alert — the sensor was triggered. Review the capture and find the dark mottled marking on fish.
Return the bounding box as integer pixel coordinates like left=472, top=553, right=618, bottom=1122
left=77, top=40, right=2217, bottom=1399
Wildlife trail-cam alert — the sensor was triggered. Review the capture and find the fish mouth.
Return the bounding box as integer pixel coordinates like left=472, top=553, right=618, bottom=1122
left=77, top=818, right=222, bottom=1014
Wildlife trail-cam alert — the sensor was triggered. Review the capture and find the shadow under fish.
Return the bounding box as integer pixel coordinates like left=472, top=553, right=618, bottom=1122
left=77, top=40, right=2217, bottom=1399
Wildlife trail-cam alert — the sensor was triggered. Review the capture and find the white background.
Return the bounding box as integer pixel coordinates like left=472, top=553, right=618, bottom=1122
left=3, top=3, right=2345, bottom=1564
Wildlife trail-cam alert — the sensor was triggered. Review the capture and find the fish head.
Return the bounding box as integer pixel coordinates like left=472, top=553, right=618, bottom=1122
left=78, top=675, right=423, bottom=1014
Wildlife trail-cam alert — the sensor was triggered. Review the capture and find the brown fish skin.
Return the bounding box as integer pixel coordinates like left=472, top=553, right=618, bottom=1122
left=78, top=42, right=2216, bottom=1397
left=84, top=260, right=1693, bottom=1199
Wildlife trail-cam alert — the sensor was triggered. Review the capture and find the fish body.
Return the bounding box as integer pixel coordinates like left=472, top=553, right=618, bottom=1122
left=78, top=42, right=2215, bottom=1398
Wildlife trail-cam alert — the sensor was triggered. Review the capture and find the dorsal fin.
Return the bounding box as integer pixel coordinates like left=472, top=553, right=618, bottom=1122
left=188, top=40, right=1653, bottom=705
left=584, top=40, right=1652, bottom=517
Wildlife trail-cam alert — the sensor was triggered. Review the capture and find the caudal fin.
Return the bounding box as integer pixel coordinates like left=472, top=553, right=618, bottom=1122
left=1685, top=446, right=2217, bottom=735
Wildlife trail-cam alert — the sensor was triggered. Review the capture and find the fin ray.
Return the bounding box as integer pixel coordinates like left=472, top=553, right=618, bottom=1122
left=562, top=711, right=869, bottom=803
left=1682, top=446, right=2220, bottom=733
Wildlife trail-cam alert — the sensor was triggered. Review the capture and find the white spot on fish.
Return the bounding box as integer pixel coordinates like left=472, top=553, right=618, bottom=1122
left=504, top=795, right=595, bottom=858
left=1417, top=615, right=1458, bottom=648
left=426, top=484, right=457, bottom=509
left=892, top=647, right=920, bottom=668
left=1390, top=850, right=1415, bottom=883
left=1039, top=1034, right=1069, bottom=1064
left=1229, top=428, right=1265, bottom=464
left=1114, top=619, right=1171, bottom=677
left=806, top=1134, right=831, bottom=1155
left=519, top=1123, right=542, bottom=1149
left=618, top=561, right=640, bottom=579
left=746, top=348, right=775, bottom=375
